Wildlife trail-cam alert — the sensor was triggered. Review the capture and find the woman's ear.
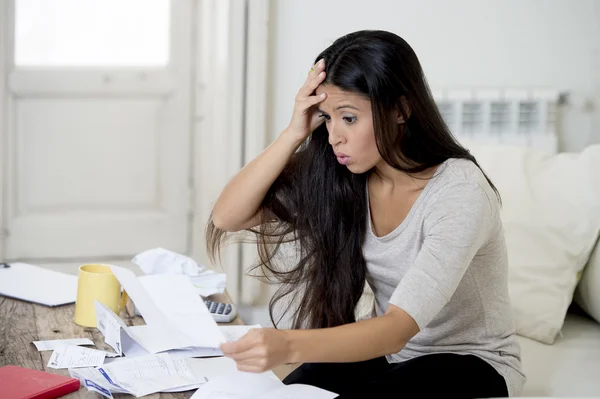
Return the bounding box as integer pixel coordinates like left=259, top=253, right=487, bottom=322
left=396, top=97, right=411, bottom=124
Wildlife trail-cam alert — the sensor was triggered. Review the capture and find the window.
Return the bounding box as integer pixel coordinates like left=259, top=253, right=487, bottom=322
left=546, top=101, right=557, bottom=132
left=15, top=0, right=170, bottom=67
left=461, top=102, right=483, bottom=134
left=437, top=102, right=454, bottom=127
left=490, top=102, right=510, bottom=134
left=518, top=101, right=539, bottom=133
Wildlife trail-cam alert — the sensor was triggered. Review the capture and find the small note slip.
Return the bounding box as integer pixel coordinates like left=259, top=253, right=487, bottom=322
left=191, top=370, right=339, bottom=399
left=0, top=262, right=77, bottom=306
left=33, top=338, right=94, bottom=351
left=0, top=365, right=80, bottom=399
left=47, top=344, right=106, bottom=369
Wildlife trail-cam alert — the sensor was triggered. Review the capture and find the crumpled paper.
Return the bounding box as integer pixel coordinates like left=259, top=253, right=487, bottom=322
left=132, top=248, right=226, bottom=297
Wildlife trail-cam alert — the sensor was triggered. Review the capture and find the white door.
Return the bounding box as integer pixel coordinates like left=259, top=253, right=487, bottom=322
left=1, top=0, right=193, bottom=260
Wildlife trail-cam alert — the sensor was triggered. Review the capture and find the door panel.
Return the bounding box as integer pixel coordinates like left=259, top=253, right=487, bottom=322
left=3, top=0, right=192, bottom=260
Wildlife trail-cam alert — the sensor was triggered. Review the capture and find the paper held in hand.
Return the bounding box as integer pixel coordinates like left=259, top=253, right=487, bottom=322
left=94, top=265, right=226, bottom=357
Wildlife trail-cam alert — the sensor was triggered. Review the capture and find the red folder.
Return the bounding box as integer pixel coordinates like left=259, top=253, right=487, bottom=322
left=0, top=365, right=80, bottom=399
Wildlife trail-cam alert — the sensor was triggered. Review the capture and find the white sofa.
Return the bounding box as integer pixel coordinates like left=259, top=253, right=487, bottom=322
left=518, top=311, right=600, bottom=396
left=517, top=236, right=600, bottom=397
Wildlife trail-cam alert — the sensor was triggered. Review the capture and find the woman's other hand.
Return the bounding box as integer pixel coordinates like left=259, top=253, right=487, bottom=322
left=284, top=59, right=328, bottom=142
left=220, top=328, right=292, bottom=373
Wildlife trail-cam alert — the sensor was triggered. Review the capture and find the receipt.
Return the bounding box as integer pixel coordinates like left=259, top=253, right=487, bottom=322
left=47, top=344, right=106, bottom=369
left=94, top=301, right=127, bottom=355
left=33, top=338, right=94, bottom=351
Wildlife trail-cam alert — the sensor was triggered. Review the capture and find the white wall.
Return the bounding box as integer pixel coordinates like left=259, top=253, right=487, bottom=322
left=268, top=0, right=600, bottom=152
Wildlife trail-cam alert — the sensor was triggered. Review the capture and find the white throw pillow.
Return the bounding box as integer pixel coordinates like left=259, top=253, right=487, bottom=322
left=575, top=236, right=600, bottom=324
left=460, top=141, right=600, bottom=344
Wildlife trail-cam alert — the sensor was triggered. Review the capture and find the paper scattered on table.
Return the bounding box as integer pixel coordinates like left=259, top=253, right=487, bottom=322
left=70, top=354, right=211, bottom=398
left=132, top=247, right=226, bottom=296
left=220, top=324, right=262, bottom=342
left=0, top=262, right=77, bottom=306
left=191, top=369, right=338, bottom=399
left=33, top=338, right=94, bottom=351
left=99, top=353, right=201, bottom=397
left=47, top=344, right=106, bottom=369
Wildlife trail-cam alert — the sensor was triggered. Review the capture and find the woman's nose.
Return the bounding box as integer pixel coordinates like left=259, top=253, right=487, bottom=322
left=328, top=124, right=344, bottom=146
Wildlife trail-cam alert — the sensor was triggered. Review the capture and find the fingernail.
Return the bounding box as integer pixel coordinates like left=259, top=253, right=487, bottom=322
left=319, top=72, right=325, bottom=78
left=319, top=59, right=325, bottom=66
left=321, top=93, right=326, bottom=98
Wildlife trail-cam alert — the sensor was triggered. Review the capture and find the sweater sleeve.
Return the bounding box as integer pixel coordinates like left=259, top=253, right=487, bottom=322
left=388, top=181, right=495, bottom=330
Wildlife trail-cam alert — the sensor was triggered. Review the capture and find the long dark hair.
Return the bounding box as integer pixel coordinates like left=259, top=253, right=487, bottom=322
left=206, top=30, right=500, bottom=330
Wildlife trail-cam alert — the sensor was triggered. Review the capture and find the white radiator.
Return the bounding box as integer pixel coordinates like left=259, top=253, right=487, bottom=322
left=432, top=88, right=560, bottom=153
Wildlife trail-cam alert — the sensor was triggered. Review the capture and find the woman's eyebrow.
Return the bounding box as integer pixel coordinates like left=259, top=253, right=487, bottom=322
left=317, top=105, right=360, bottom=114
left=335, top=105, right=360, bottom=111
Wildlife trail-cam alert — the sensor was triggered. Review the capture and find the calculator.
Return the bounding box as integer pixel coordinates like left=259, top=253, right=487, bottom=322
left=204, top=299, right=237, bottom=323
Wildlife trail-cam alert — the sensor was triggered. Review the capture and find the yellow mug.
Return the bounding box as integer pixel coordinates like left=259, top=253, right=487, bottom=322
left=74, top=264, right=128, bottom=327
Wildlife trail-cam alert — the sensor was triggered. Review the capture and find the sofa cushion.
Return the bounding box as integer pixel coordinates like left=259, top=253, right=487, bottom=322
left=460, top=141, right=600, bottom=344
left=575, top=235, right=600, bottom=323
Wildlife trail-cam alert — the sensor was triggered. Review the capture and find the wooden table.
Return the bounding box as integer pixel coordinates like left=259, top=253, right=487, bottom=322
left=0, top=292, right=244, bottom=398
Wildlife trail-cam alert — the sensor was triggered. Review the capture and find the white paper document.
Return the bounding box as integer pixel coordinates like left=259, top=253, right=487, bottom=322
left=33, top=338, right=94, bottom=351
left=100, top=266, right=226, bottom=357
left=47, top=344, right=106, bottom=369
left=0, top=262, right=77, bottom=306
left=191, top=370, right=339, bottom=399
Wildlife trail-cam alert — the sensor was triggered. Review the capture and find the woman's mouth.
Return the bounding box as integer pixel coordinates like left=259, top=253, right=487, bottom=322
left=336, top=155, right=351, bottom=165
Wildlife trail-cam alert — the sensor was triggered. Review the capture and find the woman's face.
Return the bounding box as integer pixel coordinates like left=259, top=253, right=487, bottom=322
left=315, top=84, right=382, bottom=174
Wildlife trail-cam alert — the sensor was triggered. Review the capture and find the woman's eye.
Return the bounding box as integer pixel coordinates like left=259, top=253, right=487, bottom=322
left=319, top=113, right=331, bottom=121
left=343, top=116, right=356, bottom=123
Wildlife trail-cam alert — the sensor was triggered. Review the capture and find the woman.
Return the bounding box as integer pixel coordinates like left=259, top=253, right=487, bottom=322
left=207, top=30, right=525, bottom=398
